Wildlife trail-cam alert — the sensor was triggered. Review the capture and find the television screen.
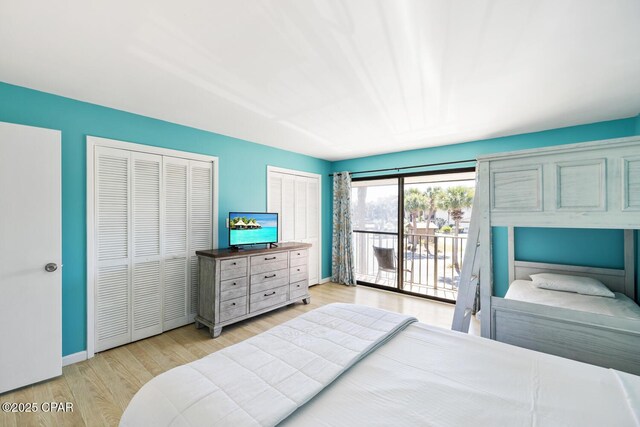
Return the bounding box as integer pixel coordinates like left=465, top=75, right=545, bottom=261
left=229, top=212, right=278, bottom=246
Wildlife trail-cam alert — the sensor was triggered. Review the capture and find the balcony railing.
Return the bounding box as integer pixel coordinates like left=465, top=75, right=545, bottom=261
left=353, top=231, right=467, bottom=301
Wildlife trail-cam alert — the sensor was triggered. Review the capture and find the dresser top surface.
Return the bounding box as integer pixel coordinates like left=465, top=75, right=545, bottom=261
left=196, top=242, right=312, bottom=259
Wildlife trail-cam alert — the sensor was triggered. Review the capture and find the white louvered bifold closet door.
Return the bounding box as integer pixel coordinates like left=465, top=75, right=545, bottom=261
left=95, top=147, right=131, bottom=352
left=131, top=152, right=163, bottom=341
left=163, top=156, right=190, bottom=330
left=94, top=144, right=214, bottom=352
left=267, top=170, right=321, bottom=286
left=189, top=161, right=213, bottom=319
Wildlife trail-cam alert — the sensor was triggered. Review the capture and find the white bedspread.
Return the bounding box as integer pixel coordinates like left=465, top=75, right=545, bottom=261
left=505, top=279, right=640, bottom=319
left=120, top=303, right=416, bottom=427
left=282, top=322, right=640, bottom=426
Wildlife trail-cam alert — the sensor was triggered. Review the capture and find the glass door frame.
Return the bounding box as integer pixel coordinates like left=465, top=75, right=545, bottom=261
left=352, top=166, right=476, bottom=304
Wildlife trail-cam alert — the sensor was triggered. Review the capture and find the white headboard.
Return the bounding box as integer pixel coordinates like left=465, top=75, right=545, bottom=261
left=508, top=229, right=636, bottom=300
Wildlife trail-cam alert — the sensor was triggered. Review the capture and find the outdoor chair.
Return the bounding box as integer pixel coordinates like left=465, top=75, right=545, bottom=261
left=372, top=246, right=411, bottom=284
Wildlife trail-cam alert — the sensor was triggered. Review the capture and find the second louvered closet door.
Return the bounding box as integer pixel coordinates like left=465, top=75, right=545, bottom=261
left=93, top=144, right=214, bottom=353
left=131, top=152, right=162, bottom=341
left=189, top=161, right=213, bottom=318
left=162, top=156, right=189, bottom=330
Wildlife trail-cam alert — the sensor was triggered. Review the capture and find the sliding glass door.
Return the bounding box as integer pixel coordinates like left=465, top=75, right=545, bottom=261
left=352, top=169, right=475, bottom=303
left=352, top=178, right=400, bottom=290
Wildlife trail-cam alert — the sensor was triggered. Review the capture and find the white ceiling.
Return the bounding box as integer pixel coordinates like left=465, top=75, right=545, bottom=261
left=1, top=1, right=639, bottom=161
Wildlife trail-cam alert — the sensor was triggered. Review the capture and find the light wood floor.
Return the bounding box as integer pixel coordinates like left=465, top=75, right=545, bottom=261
left=0, top=283, right=455, bottom=427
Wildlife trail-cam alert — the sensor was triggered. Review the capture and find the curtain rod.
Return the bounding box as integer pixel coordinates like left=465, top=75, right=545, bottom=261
left=328, top=158, right=476, bottom=177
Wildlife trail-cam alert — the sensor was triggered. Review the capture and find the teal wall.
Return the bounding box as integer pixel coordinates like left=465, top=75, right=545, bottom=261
left=331, top=118, right=637, bottom=174
left=0, top=82, right=332, bottom=356
left=333, top=116, right=640, bottom=300
left=515, top=228, right=625, bottom=269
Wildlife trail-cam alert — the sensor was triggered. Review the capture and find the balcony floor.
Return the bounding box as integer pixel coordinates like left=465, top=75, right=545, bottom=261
left=356, top=273, right=458, bottom=301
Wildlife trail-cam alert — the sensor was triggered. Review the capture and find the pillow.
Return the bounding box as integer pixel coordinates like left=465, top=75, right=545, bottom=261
left=530, top=273, right=615, bottom=298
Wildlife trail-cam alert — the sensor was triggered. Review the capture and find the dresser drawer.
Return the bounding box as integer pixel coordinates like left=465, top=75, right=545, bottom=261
left=251, top=276, right=289, bottom=294
left=290, top=249, right=308, bottom=259
left=289, top=280, right=308, bottom=300
left=220, top=276, right=247, bottom=292
left=220, top=257, right=247, bottom=281
left=219, top=296, right=247, bottom=322
left=251, top=268, right=289, bottom=285
left=289, top=264, right=308, bottom=283
left=290, top=249, right=308, bottom=267
left=250, top=259, right=288, bottom=275
left=251, top=251, right=288, bottom=267
left=250, top=285, right=288, bottom=312
left=220, top=285, right=248, bottom=302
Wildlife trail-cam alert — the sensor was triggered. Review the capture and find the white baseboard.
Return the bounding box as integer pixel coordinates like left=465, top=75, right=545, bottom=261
left=62, top=351, right=87, bottom=367
left=310, top=277, right=331, bottom=287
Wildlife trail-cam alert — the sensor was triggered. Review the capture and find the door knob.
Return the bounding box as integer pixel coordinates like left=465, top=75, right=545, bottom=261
left=45, top=263, right=58, bottom=272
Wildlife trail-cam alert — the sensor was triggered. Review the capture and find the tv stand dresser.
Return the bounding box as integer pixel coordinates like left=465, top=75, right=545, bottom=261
left=195, top=242, right=312, bottom=338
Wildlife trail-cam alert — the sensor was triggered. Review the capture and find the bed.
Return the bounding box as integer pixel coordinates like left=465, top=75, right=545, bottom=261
left=452, top=137, right=640, bottom=376
left=121, top=303, right=640, bottom=426
left=505, top=279, right=640, bottom=320
left=489, top=244, right=640, bottom=375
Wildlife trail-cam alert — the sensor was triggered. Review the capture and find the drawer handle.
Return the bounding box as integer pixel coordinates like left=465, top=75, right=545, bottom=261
left=232, top=282, right=237, bottom=286
left=296, top=284, right=300, bottom=288
left=297, top=252, right=300, bottom=255
left=231, top=262, right=237, bottom=265
left=264, top=274, right=276, bottom=279
left=296, top=268, right=300, bottom=272
left=264, top=256, right=277, bottom=260
left=264, top=291, right=276, bottom=297
left=231, top=302, right=236, bottom=306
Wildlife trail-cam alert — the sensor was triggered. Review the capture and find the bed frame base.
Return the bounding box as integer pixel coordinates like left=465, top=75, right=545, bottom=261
left=491, top=297, right=640, bottom=375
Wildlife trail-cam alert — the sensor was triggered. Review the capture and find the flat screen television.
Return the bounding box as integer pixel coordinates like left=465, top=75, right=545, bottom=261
left=229, top=212, right=278, bottom=247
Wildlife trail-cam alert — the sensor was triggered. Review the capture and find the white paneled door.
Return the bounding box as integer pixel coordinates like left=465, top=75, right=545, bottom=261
left=90, top=137, right=216, bottom=354
left=267, top=167, right=321, bottom=285
left=0, top=122, right=61, bottom=393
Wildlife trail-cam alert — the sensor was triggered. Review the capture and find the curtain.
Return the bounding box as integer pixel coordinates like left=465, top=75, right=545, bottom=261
left=332, top=172, right=356, bottom=285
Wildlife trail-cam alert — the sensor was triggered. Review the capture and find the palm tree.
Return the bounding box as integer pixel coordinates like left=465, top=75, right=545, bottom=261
left=411, top=186, right=443, bottom=256
left=404, top=188, right=428, bottom=278
left=424, top=187, right=443, bottom=234
left=404, top=188, right=427, bottom=237
left=439, top=186, right=474, bottom=272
